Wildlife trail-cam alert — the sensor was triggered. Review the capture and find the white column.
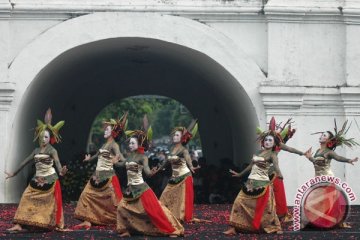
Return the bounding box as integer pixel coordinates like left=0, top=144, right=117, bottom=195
left=344, top=0, right=360, bottom=86
left=0, top=1, right=11, bottom=202
left=341, top=87, right=360, bottom=204
left=265, top=0, right=346, bottom=87
left=0, top=83, right=15, bottom=202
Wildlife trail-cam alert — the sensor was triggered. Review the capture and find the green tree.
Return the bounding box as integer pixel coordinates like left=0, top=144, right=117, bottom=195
left=89, top=95, right=201, bottom=150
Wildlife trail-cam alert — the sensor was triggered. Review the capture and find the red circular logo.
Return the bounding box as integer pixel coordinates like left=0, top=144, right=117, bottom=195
left=303, top=183, right=348, bottom=228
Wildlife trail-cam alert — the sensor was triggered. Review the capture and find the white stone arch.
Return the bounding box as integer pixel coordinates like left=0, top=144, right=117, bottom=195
left=5, top=12, right=266, bottom=202
left=9, top=12, right=264, bottom=115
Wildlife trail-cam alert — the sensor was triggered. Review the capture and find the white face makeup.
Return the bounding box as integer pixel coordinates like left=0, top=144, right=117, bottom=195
left=173, top=131, right=182, bottom=144
left=319, top=132, right=330, bottom=143
left=104, top=125, right=112, bottom=139
left=263, top=135, right=275, bottom=149
left=129, top=137, right=139, bottom=152
left=39, top=130, right=50, bottom=147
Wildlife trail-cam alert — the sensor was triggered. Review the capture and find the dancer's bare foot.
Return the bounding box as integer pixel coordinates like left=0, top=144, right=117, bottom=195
left=192, top=218, right=212, bottom=223
left=276, top=230, right=283, bottom=234
left=72, top=221, right=91, bottom=230
left=339, top=222, right=351, bottom=228
left=7, top=224, right=26, bottom=233
left=119, top=231, right=131, bottom=237
left=169, top=234, right=178, bottom=238
left=223, top=227, right=237, bottom=235
left=55, top=227, right=73, bottom=232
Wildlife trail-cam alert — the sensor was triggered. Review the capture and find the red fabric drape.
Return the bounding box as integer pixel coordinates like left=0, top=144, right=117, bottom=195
left=54, top=180, right=63, bottom=225
left=273, top=177, right=288, bottom=216
left=184, top=176, right=194, bottom=222
left=252, top=186, right=270, bottom=230
left=141, top=189, right=176, bottom=234
left=112, top=175, right=123, bottom=201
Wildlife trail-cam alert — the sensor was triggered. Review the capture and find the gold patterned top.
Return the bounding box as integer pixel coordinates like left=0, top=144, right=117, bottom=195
left=248, top=155, right=271, bottom=182
left=126, top=161, right=144, bottom=185
left=313, top=149, right=334, bottom=176
left=96, top=149, right=115, bottom=171
left=34, top=153, right=56, bottom=177
left=168, top=145, right=192, bottom=178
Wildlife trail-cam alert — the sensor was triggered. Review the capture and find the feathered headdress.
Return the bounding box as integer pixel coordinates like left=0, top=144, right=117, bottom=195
left=34, top=108, right=65, bottom=145
left=312, top=119, right=359, bottom=150
left=103, top=111, right=128, bottom=139
left=125, top=114, right=153, bottom=154
left=256, top=117, right=284, bottom=151
left=171, top=119, right=198, bottom=145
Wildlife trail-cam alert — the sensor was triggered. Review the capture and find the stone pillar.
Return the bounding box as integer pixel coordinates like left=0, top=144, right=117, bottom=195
left=265, top=0, right=346, bottom=87
left=0, top=83, right=15, bottom=202
left=344, top=0, right=360, bottom=86
left=341, top=87, right=360, bottom=203
left=0, top=0, right=11, bottom=202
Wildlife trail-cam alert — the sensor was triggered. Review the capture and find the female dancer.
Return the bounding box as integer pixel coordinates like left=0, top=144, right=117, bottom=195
left=73, top=113, right=127, bottom=229
left=258, top=117, right=305, bottom=222
left=224, top=130, right=283, bottom=235
left=302, top=119, right=358, bottom=228
left=304, top=119, right=358, bottom=176
left=5, top=109, right=68, bottom=232
left=156, top=120, right=199, bottom=223
left=115, top=125, right=184, bottom=237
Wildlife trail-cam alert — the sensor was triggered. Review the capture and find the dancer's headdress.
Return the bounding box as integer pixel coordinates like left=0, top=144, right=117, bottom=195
left=256, top=117, right=287, bottom=151
left=125, top=115, right=152, bottom=154
left=103, top=111, right=128, bottom=139
left=312, top=119, right=359, bottom=150
left=34, top=108, right=65, bottom=144
left=171, top=119, right=198, bottom=145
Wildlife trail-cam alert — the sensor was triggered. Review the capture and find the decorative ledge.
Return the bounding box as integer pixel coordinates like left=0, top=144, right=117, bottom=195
left=0, top=82, right=15, bottom=109
left=1, top=0, right=265, bottom=21
left=259, top=85, right=360, bottom=116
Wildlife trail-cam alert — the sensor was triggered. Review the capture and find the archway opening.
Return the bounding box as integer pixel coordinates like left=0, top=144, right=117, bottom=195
left=63, top=95, right=203, bottom=201
left=10, top=37, right=258, bottom=201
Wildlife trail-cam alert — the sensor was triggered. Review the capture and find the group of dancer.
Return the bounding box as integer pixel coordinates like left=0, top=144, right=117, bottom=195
left=224, top=117, right=358, bottom=235
left=4, top=109, right=359, bottom=236
left=5, top=109, right=197, bottom=237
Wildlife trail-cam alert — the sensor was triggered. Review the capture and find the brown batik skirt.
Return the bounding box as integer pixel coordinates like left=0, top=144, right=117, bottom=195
left=160, top=175, right=194, bottom=222
left=14, top=180, right=64, bottom=229
left=229, top=185, right=282, bottom=233
left=117, top=188, right=184, bottom=236
left=74, top=176, right=122, bottom=225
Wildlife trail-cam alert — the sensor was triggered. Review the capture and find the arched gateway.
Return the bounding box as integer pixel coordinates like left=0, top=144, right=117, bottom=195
left=4, top=12, right=266, bottom=202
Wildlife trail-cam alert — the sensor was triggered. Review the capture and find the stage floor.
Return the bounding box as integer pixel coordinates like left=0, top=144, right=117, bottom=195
left=0, top=204, right=359, bottom=239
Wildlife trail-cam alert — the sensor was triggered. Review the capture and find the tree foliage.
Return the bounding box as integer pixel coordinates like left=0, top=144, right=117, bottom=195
left=89, top=95, right=201, bottom=149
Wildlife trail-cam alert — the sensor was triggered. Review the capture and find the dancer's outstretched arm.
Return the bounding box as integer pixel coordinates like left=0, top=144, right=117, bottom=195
left=5, top=150, right=35, bottom=178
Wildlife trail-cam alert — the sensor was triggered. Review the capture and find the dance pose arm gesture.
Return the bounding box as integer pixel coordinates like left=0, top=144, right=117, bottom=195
left=327, top=151, right=358, bottom=165
left=280, top=142, right=304, bottom=156
left=142, top=155, right=157, bottom=177
left=271, top=153, right=284, bottom=179
left=183, top=149, right=198, bottom=173
left=229, top=163, right=253, bottom=178
left=5, top=150, right=35, bottom=179
left=52, top=149, right=68, bottom=176
left=83, top=151, right=99, bottom=162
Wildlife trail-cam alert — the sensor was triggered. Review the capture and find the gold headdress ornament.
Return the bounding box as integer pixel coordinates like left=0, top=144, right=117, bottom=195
left=171, top=119, right=198, bottom=145
left=125, top=114, right=153, bottom=153
left=34, top=108, right=65, bottom=144
left=103, top=111, right=128, bottom=139
left=312, top=119, right=359, bottom=150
